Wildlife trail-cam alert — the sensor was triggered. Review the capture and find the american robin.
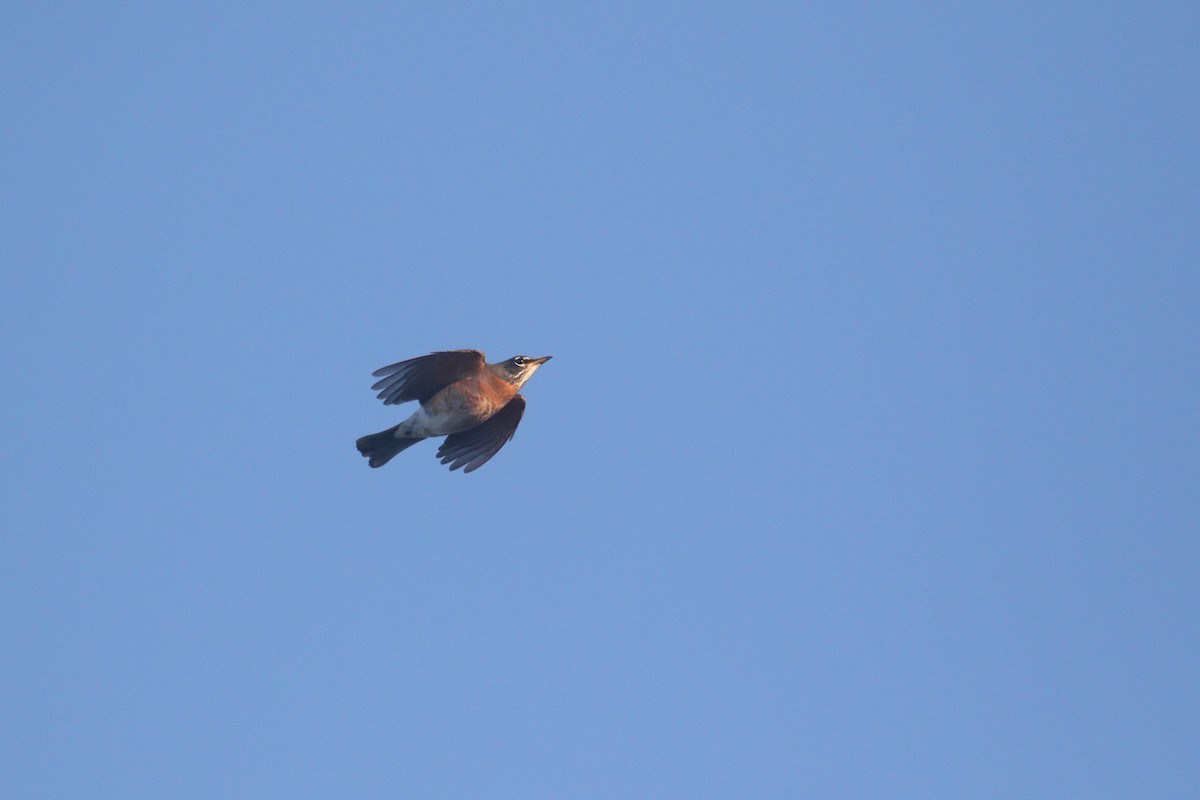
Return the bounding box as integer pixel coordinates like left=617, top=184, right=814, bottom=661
left=356, top=349, right=552, bottom=473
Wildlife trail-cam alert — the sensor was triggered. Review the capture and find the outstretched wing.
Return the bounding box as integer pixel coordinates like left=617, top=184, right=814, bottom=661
left=436, top=395, right=526, bottom=473
left=370, top=350, right=486, bottom=405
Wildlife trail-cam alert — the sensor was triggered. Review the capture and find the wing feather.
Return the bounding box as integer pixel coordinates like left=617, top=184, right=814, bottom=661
left=436, top=395, right=526, bottom=472
left=369, top=350, right=486, bottom=405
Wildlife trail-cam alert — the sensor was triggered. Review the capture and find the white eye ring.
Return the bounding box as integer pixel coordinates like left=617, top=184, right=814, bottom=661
left=514, top=356, right=528, bottom=366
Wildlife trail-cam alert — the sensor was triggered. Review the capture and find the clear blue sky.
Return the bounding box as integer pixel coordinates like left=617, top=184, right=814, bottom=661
left=3, top=3, right=1197, bottom=797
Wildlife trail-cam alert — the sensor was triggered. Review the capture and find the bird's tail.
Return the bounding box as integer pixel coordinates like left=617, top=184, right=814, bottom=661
left=356, top=425, right=424, bottom=468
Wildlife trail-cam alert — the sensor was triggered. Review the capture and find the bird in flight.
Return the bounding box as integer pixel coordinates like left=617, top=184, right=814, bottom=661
left=356, top=349, right=552, bottom=473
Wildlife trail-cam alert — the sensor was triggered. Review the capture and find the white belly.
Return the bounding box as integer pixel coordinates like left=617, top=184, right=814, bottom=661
left=395, top=392, right=501, bottom=437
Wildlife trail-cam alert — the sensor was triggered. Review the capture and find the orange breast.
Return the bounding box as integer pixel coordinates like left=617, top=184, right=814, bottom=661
left=425, top=373, right=516, bottom=429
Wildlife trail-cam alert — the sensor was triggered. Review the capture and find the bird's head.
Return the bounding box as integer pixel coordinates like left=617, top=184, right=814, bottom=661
left=494, top=355, right=552, bottom=388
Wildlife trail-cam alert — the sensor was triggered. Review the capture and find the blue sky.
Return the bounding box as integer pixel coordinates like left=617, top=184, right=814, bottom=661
left=3, top=3, right=1197, bottom=797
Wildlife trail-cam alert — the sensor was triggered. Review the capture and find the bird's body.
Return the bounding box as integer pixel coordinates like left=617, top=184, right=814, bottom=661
left=403, top=369, right=513, bottom=437
left=356, top=349, right=551, bottom=472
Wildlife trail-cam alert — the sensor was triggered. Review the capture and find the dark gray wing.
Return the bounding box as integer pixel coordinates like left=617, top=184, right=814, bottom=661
left=436, top=395, right=526, bottom=473
left=370, top=350, right=486, bottom=405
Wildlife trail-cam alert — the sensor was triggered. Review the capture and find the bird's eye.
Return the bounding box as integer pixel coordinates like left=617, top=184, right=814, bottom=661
left=513, top=356, right=528, bottom=366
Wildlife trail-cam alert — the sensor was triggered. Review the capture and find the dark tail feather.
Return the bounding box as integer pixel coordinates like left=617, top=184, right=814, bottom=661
left=356, top=426, right=424, bottom=468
